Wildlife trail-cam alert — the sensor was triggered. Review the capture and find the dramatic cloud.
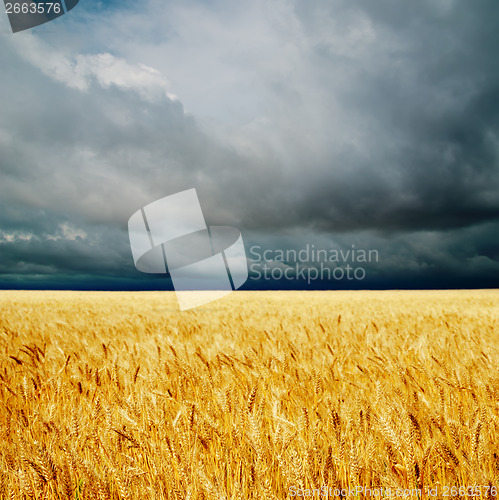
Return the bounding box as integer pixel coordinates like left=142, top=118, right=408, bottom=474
left=0, top=0, right=498, bottom=289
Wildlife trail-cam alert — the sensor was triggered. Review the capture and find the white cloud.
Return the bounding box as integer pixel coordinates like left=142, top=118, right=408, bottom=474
left=10, top=34, right=176, bottom=101
left=0, top=232, right=34, bottom=242
left=73, top=53, right=177, bottom=101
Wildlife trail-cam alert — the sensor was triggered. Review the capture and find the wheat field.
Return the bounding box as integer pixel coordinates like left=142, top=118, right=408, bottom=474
left=0, top=290, right=498, bottom=499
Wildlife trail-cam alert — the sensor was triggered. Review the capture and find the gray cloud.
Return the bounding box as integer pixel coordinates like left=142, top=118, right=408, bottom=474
left=0, top=0, right=498, bottom=288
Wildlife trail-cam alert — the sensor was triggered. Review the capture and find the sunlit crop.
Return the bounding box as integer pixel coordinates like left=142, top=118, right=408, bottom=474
left=0, top=290, right=498, bottom=499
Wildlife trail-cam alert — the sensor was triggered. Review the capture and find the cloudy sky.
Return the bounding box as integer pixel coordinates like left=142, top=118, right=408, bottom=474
left=0, top=0, right=498, bottom=290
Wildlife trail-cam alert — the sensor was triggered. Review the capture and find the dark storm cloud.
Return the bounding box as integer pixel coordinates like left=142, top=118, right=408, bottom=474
left=241, top=220, right=499, bottom=290
left=234, top=0, right=499, bottom=234
left=0, top=33, right=283, bottom=230
left=0, top=0, right=498, bottom=289
left=0, top=205, right=130, bottom=274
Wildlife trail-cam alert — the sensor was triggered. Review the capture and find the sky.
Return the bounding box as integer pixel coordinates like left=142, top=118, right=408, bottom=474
left=0, top=0, right=498, bottom=291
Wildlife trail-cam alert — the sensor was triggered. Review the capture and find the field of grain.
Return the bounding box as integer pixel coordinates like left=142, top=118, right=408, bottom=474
left=0, top=290, right=498, bottom=499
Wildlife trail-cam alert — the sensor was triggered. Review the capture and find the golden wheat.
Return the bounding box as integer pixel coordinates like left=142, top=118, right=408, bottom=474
left=0, top=290, right=498, bottom=499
